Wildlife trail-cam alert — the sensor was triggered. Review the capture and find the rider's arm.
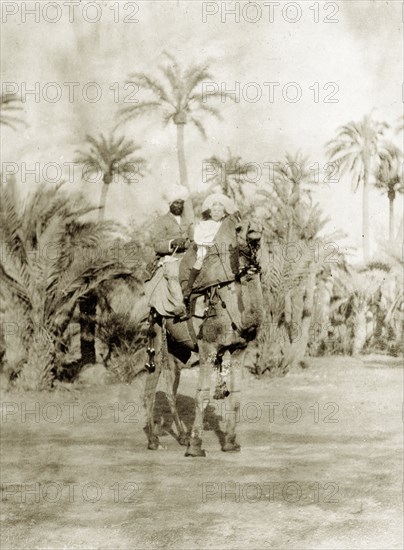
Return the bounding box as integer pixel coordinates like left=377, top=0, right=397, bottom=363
left=152, top=217, right=173, bottom=255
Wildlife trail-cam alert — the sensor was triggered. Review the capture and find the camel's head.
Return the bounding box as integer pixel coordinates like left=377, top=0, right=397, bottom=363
left=234, top=216, right=263, bottom=277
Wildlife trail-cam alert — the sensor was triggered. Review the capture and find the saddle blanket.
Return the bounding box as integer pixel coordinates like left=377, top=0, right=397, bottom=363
left=144, top=257, right=186, bottom=317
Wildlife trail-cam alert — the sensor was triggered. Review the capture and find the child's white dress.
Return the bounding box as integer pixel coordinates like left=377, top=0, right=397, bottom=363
left=193, top=219, right=222, bottom=269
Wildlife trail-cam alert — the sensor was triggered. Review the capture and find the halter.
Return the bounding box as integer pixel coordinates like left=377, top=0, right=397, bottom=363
left=145, top=221, right=262, bottom=387
left=208, top=220, right=262, bottom=333
left=236, top=238, right=261, bottom=280
left=203, top=226, right=262, bottom=399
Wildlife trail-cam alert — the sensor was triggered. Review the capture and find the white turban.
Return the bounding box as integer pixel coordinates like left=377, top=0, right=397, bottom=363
left=201, top=193, right=236, bottom=215
left=164, top=184, right=189, bottom=204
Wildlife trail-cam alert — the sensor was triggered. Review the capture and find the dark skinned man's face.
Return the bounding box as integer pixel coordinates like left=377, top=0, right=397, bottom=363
left=170, top=200, right=184, bottom=216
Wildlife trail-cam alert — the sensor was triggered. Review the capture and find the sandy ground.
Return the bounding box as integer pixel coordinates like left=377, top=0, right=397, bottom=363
left=0, top=355, right=402, bottom=550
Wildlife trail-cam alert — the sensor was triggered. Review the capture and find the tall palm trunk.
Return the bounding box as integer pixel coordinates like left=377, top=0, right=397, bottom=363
left=176, top=122, right=188, bottom=188
left=98, top=182, right=109, bottom=221
left=79, top=178, right=110, bottom=366
left=352, top=305, right=367, bottom=355
left=291, top=263, right=317, bottom=367
left=175, top=121, right=194, bottom=224
left=18, top=326, right=55, bottom=390
left=79, top=288, right=97, bottom=365
left=388, top=189, right=395, bottom=242
left=362, top=162, right=370, bottom=262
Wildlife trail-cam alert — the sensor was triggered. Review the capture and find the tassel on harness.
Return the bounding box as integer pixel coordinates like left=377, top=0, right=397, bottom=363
left=145, top=308, right=157, bottom=373
left=212, top=349, right=230, bottom=400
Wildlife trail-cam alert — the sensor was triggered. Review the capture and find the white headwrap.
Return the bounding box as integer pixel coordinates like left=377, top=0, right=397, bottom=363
left=201, top=193, right=236, bottom=215
left=164, top=184, right=189, bottom=204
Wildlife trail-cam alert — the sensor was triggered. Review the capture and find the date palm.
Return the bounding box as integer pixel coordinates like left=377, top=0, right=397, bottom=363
left=0, top=93, right=26, bottom=130
left=396, top=115, right=404, bottom=134
left=332, top=266, right=386, bottom=355
left=204, top=148, right=255, bottom=208
left=326, top=114, right=389, bottom=261
left=256, top=155, right=329, bottom=374
left=374, top=143, right=403, bottom=241
left=264, top=151, right=322, bottom=244
left=75, top=133, right=145, bottom=221
left=75, top=133, right=145, bottom=363
left=0, top=178, right=133, bottom=389
left=117, top=52, right=234, bottom=218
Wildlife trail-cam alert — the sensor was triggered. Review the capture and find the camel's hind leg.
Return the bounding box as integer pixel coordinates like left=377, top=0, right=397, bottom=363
left=143, top=359, right=163, bottom=450
left=162, top=355, right=187, bottom=445
left=222, top=348, right=244, bottom=452
left=185, top=341, right=214, bottom=457
left=144, top=320, right=187, bottom=448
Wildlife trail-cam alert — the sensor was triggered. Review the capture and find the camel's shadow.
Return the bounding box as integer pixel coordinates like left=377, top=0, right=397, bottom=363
left=152, top=391, right=225, bottom=447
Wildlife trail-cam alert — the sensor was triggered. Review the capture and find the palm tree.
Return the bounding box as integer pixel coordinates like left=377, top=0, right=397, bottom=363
left=332, top=266, right=386, bottom=355
left=117, top=52, right=234, bottom=217
left=75, top=133, right=145, bottom=221
left=204, top=148, right=255, bottom=207
left=326, top=114, right=389, bottom=261
left=379, top=242, right=404, bottom=349
left=0, top=93, right=26, bottom=130
left=0, top=178, right=133, bottom=389
left=256, top=156, right=330, bottom=374
left=274, top=151, right=318, bottom=195
left=374, top=144, right=403, bottom=241
left=396, top=115, right=404, bottom=134
left=74, top=133, right=145, bottom=364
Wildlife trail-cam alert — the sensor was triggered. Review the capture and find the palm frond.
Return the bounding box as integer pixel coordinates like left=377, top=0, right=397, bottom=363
left=117, top=101, right=164, bottom=124
left=0, top=93, right=26, bottom=130
left=189, top=116, right=207, bottom=139
left=126, top=72, right=174, bottom=106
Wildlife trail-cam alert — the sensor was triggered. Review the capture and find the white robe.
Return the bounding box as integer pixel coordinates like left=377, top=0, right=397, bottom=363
left=193, top=220, right=222, bottom=269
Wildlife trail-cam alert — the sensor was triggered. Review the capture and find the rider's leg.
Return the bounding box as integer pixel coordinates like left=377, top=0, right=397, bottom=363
left=183, top=268, right=201, bottom=302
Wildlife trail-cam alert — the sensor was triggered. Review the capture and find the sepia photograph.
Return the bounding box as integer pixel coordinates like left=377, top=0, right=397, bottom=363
left=0, top=1, right=403, bottom=548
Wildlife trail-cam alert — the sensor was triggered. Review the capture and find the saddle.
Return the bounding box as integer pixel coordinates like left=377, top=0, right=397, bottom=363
left=179, top=215, right=240, bottom=295
left=144, top=215, right=262, bottom=364
left=144, top=256, right=187, bottom=318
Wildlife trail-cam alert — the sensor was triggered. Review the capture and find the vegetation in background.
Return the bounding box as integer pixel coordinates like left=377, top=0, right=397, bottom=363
left=0, top=179, right=134, bottom=389
left=256, top=152, right=333, bottom=375
left=0, top=56, right=402, bottom=389
left=74, top=132, right=146, bottom=365
left=374, top=144, right=403, bottom=242
left=326, top=115, right=392, bottom=261
left=0, top=93, right=26, bottom=130
left=116, top=51, right=235, bottom=221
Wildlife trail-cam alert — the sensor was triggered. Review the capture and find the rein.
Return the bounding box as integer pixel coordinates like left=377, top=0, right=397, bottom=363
left=207, top=223, right=261, bottom=336
left=236, top=241, right=261, bottom=280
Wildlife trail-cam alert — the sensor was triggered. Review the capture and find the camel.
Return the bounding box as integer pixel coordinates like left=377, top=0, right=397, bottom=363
left=142, top=214, right=264, bottom=457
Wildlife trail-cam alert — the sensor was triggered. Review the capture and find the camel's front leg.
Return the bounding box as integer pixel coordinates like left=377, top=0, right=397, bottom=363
left=185, top=341, right=214, bottom=457
left=222, top=348, right=244, bottom=452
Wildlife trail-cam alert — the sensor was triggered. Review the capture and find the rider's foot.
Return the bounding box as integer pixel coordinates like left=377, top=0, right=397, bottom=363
left=177, top=310, right=190, bottom=321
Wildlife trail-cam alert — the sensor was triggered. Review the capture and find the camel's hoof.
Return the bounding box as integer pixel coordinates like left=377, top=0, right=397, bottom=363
left=222, top=437, right=241, bottom=452
left=185, top=437, right=206, bottom=457
left=178, top=434, right=189, bottom=446
left=147, top=439, right=165, bottom=450
left=185, top=447, right=206, bottom=457
left=154, top=423, right=166, bottom=436
left=158, top=425, right=170, bottom=436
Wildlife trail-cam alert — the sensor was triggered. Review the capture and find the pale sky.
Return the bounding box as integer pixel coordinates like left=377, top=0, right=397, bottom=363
left=1, top=0, right=403, bottom=260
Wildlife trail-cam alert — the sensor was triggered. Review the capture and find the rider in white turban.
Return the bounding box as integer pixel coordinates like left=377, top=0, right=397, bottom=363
left=164, top=184, right=189, bottom=205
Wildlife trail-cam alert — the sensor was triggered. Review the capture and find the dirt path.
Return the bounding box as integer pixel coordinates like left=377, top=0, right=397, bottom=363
left=1, top=356, right=402, bottom=549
